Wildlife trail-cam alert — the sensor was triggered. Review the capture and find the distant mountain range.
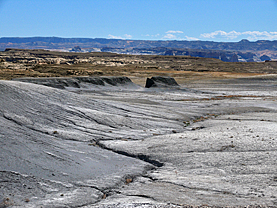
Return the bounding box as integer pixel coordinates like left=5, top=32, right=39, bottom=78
left=1, top=37, right=277, bottom=62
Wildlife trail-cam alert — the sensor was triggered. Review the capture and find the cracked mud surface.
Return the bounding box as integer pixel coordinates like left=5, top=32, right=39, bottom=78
left=0, top=75, right=277, bottom=207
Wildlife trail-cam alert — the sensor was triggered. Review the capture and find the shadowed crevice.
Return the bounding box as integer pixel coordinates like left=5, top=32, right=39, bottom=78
left=96, top=141, right=164, bottom=168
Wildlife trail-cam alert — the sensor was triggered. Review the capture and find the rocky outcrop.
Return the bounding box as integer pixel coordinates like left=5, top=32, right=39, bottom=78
left=15, top=76, right=180, bottom=90
left=14, top=76, right=136, bottom=89
left=145, top=76, right=179, bottom=88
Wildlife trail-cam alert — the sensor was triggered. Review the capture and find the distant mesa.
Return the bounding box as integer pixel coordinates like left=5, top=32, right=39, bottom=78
left=164, top=49, right=243, bottom=62
left=145, top=76, right=179, bottom=88
left=229, top=54, right=239, bottom=62
left=239, top=39, right=250, bottom=43
left=1, top=37, right=277, bottom=62
left=70, top=46, right=82, bottom=52
left=220, top=53, right=229, bottom=62
left=260, top=54, right=271, bottom=61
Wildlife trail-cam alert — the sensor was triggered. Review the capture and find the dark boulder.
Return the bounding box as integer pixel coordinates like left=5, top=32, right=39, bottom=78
left=145, top=76, right=179, bottom=88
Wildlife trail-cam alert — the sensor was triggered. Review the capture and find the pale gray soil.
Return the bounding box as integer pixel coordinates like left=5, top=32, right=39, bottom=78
left=0, top=76, right=276, bottom=207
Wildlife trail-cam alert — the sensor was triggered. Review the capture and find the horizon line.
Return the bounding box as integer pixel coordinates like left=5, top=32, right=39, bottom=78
left=0, top=36, right=276, bottom=43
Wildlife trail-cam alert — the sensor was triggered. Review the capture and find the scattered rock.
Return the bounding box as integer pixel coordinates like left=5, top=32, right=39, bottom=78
left=126, top=178, right=133, bottom=184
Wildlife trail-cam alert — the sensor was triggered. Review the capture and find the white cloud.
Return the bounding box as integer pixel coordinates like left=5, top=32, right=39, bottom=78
left=185, top=36, right=199, bottom=41
left=163, top=33, right=199, bottom=40
left=142, top=34, right=160, bottom=37
left=163, top=34, right=177, bottom=39
left=241, top=31, right=277, bottom=40
left=166, top=30, right=183, bottom=34
left=200, top=30, right=277, bottom=40
left=108, top=34, right=132, bottom=39
left=124, top=34, right=132, bottom=39
left=200, top=30, right=239, bottom=39
left=108, top=34, right=122, bottom=39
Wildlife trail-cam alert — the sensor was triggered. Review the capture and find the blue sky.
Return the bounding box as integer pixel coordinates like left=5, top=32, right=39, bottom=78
left=0, top=0, right=277, bottom=42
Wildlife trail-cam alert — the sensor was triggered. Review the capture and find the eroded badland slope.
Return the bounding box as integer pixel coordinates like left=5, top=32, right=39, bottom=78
left=0, top=49, right=277, bottom=207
